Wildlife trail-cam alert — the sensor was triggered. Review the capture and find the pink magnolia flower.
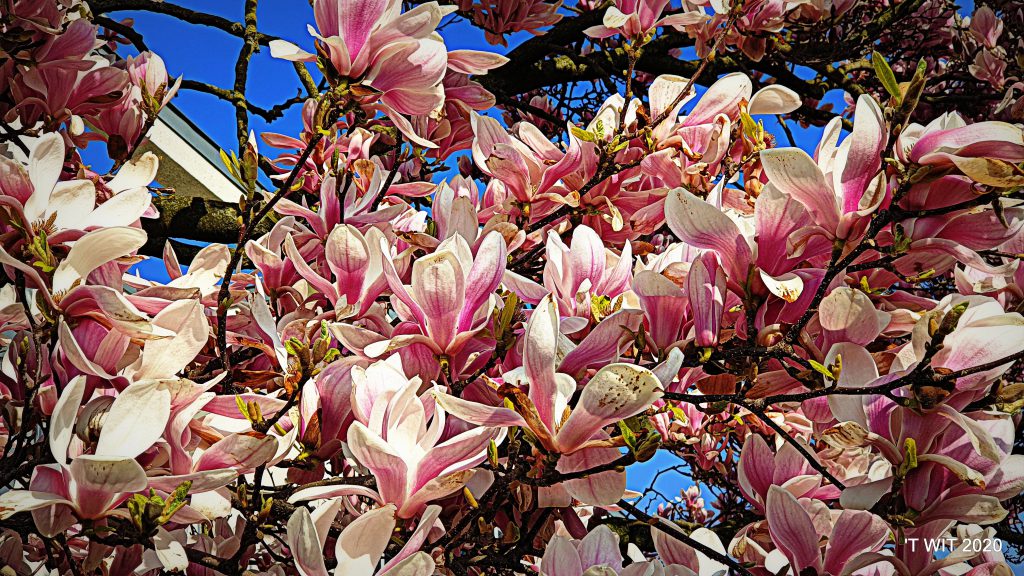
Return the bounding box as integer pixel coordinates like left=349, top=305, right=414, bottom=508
left=687, top=251, right=726, bottom=348
left=434, top=295, right=661, bottom=504
left=472, top=113, right=596, bottom=214
left=286, top=502, right=437, bottom=575
left=737, top=434, right=840, bottom=515
left=368, top=231, right=507, bottom=366
left=0, top=132, right=154, bottom=248
left=0, top=377, right=171, bottom=533
left=436, top=294, right=662, bottom=455
left=270, top=0, right=448, bottom=115
left=759, top=93, right=887, bottom=244
left=969, top=49, right=1008, bottom=90
left=969, top=6, right=1003, bottom=49
left=88, top=51, right=180, bottom=158
left=663, top=182, right=817, bottom=331
left=5, top=19, right=130, bottom=129
left=122, top=51, right=180, bottom=111
left=270, top=0, right=504, bottom=148
left=283, top=223, right=388, bottom=318
left=898, top=112, right=1024, bottom=170
left=342, top=359, right=504, bottom=518
left=760, top=486, right=891, bottom=575
left=503, top=224, right=633, bottom=330
left=459, top=0, right=563, bottom=46
left=584, top=0, right=708, bottom=40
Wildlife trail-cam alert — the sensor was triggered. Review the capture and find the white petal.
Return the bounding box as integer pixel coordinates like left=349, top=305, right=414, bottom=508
left=749, top=85, right=802, bottom=115
left=51, top=227, right=147, bottom=293
left=107, top=152, right=159, bottom=192
left=94, top=381, right=171, bottom=459
left=269, top=39, right=316, bottom=61
left=24, top=132, right=65, bottom=221
left=48, top=180, right=96, bottom=230
left=80, top=187, right=152, bottom=228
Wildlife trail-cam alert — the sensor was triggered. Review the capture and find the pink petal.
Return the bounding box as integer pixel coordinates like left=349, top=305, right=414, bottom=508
left=49, top=376, right=87, bottom=465
left=664, top=187, right=751, bottom=280
left=759, top=148, right=840, bottom=232
left=286, top=507, right=329, bottom=576
left=651, top=524, right=698, bottom=569
left=334, top=504, right=398, bottom=575
left=577, top=525, right=623, bottom=571
left=683, top=73, right=751, bottom=126
left=409, top=249, right=465, bottom=349
left=382, top=504, right=441, bottom=572
left=325, top=226, right=370, bottom=293
left=432, top=389, right=527, bottom=427
left=523, top=295, right=565, bottom=432
left=738, top=434, right=774, bottom=508
left=446, top=50, right=508, bottom=74
left=560, top=309, right=643, bottom=377
left=458, top=231, right=505, bottom=332
left=51, top=227, right=147, bottom=294
left=818, top=287, right=888, bottom=348
left=194, top=434, right=278, bottom=472
left=837, top=95, right=885, bottom=213
left=415, top=426, right=498, bottom=492
left=823, top=511, right=890, bottom=574
left=555, top=364, right=662, bottom=453
left=136, top=299, right=208, bottom=380
left=765, top=486, right=823, bottom=574
left=749, top=85, right=802, bottom=115
left=559, top=444, right=626, bottom=506
left=686, top=252, right=725, bottom=348
left=540, top=535, right=584, bottom=576
left=347, top=422, right=409, bottom=507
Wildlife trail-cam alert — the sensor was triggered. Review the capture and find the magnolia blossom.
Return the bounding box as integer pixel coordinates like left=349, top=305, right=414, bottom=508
left=286, top=502, right=437, bottom=575
left=584, top=0, right=707, bottom=40
left=344, top=359, right=504, bottom=517
left=2, top=1, right=1024, bottom=574
left=0, top=377, right=171, bottom=531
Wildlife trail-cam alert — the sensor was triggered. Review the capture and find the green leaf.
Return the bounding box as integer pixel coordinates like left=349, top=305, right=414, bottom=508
left=808, top=359, right=835, bottom=381
left=487, top=439, right=499, bottom=468
left=159, top=480, right=192, bottom=523
left=570, top=125, right=597, bottom=143
left=235, top=395, right=251, bottom=421
left=897, top=438, right=918, bottom=478
left=285, top=337, right=305, bottom=358
left=617, top=420, right=637, bottom=450
left=219, top=149, right=239, bottom=180
left=871, top=51, right=901, bottom=101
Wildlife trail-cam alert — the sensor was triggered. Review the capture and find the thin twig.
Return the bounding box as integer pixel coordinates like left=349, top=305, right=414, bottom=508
left=618, top=499, right=756, bottom=576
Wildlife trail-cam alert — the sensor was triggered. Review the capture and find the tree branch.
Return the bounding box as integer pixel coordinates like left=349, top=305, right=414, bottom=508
left=89, top=0, right=279, bottom=45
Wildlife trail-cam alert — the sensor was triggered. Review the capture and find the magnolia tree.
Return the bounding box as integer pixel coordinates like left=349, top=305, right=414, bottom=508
left=1, top=0, right=1023, bottom=574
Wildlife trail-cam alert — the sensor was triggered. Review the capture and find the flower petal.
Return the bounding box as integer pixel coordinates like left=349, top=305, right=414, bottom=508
left=555, top=364, right=662, bottom=453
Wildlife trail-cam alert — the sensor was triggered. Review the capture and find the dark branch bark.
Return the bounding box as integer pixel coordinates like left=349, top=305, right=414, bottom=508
left=89, top=0, right=279, bottom=45
left=140, top=194, right=273, bottom=258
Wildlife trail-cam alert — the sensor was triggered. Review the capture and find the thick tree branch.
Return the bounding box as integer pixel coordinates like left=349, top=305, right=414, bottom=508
left=140, top=194, right=274, bottom=257
left=89, top=0, right=279, bottom=45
